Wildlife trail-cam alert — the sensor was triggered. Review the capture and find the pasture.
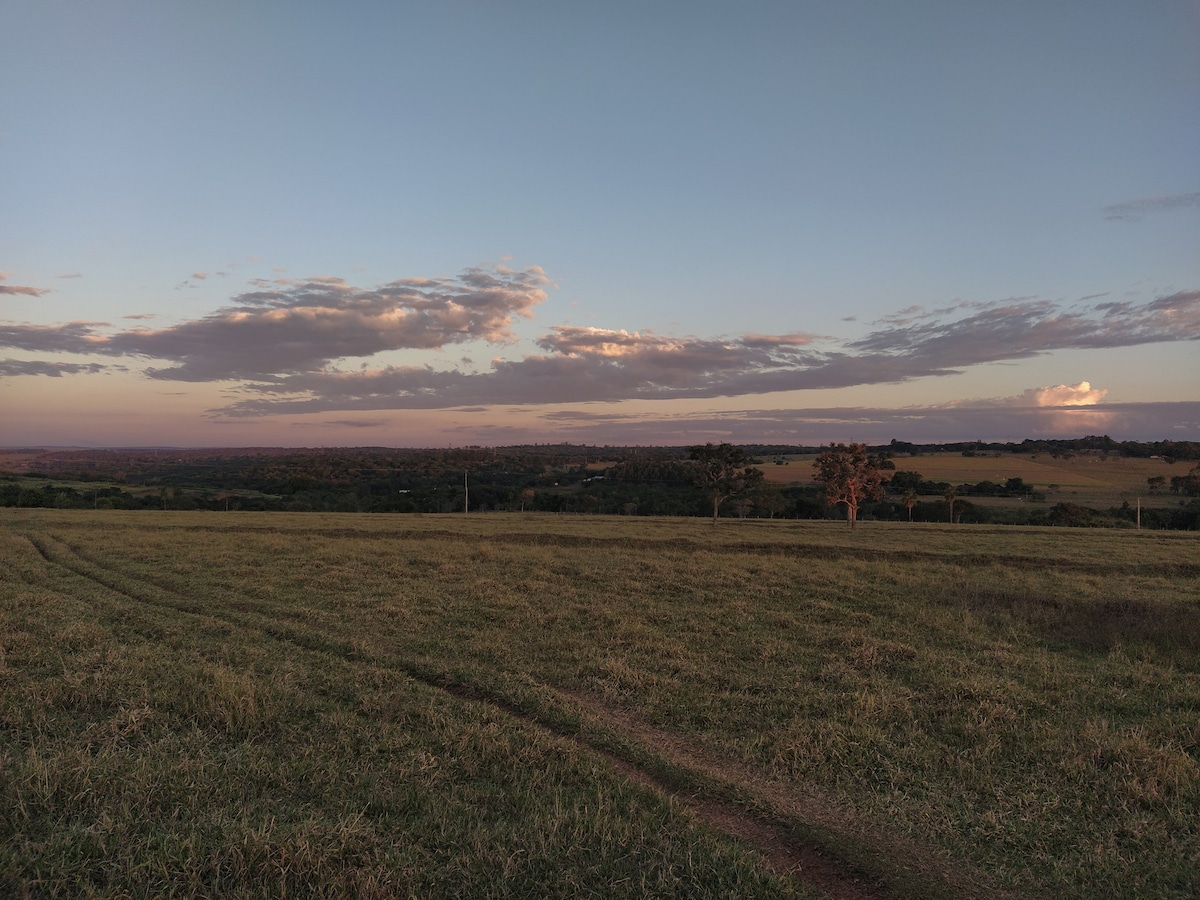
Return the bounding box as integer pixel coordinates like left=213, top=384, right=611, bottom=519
left=3, top=510, right=1198, bottom=898
left=763, top=452, right=1183, bottom=508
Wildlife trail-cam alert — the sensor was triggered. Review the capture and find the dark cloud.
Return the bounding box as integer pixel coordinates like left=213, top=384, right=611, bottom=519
left=0, top=264, right=550, bottom=381
left=135, top=265, right=548, bottom=381
left=318, top=419, right=387, bottom=429
left=0, top=322, right=112, bottom=354
left=848, top=291, right=1200, bottom=362
left=1104, top=191, right=1200, bottom=221
left=0, top=359, right=108, bottom=377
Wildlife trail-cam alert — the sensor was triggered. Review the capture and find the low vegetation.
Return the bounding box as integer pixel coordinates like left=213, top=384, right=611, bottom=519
left=5, top=439, right=1200, bottom=528
left=4, top=509, right=1198, bottom=897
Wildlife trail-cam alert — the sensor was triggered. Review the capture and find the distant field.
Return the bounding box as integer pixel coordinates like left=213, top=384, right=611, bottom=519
left=761, top=453, right=1184, bottom=508
left=3, top=511, right=1199, bottom=898
left=0, top=451, right=44, bottom=472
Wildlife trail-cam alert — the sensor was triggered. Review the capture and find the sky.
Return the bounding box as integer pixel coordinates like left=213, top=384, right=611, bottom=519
left=2, top=0, right=1198, bottom=448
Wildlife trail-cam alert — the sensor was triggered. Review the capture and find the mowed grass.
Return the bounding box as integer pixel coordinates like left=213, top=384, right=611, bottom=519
left=3, top=510, right=1199, bottom=898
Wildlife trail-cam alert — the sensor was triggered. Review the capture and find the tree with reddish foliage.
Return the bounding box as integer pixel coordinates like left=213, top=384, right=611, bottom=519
left=812, top=442, right=888, bottom=529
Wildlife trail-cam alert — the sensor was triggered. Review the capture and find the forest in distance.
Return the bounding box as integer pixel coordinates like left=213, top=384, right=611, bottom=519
left=2, top=435, right=1199, bottom=530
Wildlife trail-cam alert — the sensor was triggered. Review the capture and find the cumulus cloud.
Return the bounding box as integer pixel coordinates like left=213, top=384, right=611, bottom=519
left=1104, top=191, right=1200, bottom=221
left=939, top=380, right=1109, bottom=409
left=1021, top=381, right=1108, bottom=407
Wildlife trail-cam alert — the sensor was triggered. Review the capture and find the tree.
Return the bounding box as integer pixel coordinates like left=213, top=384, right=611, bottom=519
left=903, top=488, right=918, bottom=522
left=812, top=442, right=888, bottom=528
left=944, top=484, right=959, bottom=523
left=688, top=443, right=764, bottom=524
left=755, top=486, right=788, bottom=519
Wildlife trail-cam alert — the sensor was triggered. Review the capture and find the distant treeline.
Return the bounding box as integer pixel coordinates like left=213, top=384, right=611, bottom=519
left=881, top=435, right=1200, bottom=461
left=4, top=436, right=1200, bottom=529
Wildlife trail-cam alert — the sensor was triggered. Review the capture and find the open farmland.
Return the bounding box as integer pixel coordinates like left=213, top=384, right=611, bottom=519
left=762, top=453, right=1185, bottom=509
left=3, top=510, right=1199, bottom=898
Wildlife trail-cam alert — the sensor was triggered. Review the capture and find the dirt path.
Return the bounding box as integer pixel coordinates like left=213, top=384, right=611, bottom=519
left=426, top=674, right=1008, bottom=900
left=551, top=692, right=1005, bottom=899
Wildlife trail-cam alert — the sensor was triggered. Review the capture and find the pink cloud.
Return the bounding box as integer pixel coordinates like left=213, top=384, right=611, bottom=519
left=0, top=272, right=49, bottom=296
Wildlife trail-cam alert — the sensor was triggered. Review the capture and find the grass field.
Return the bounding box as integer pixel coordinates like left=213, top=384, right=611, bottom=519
left=3, top=510, right=1199, bottom=898
left=762, top=453, right=1186, bottom=508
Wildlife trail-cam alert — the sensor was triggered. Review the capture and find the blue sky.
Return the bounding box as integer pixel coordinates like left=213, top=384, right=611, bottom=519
left=2, top=1, right=1198, bottom=447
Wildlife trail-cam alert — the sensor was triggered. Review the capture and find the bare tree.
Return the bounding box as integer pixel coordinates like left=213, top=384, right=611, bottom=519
left=689, top=443, right=764, bottom=525
left=812, top=442, right=888, bottom=529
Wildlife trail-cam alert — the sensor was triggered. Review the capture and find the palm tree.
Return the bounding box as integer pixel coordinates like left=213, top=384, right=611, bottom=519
left=944, top=484, right=958, bottom=523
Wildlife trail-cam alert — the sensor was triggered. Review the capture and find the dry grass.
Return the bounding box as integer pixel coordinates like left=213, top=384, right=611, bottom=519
left=3, top=509, right=1198, bottom=898
left=762, top=452, right=1185, bottom=508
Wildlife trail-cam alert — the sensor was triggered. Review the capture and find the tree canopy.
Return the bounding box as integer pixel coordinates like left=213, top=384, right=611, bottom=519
left=688, top=443, right=764, bottom=524
left=812, top=442, right=888, bottom=528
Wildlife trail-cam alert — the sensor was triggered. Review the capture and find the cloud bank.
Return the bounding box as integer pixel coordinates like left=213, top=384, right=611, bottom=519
left=218, top=288, right=1198, bottom=415
left=506, top=401, right=1200, bottom=446
left=1, top=264, right=1197, bottom=420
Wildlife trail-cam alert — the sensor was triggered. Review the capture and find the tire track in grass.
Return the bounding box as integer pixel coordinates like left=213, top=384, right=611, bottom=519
left=417, top=672, right=897, bottom=900
left=24, top=532, right=368, bottom=662
left=23, top=529, right=994, bottom=900
left=552, top=689, right=1007, bottom=900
